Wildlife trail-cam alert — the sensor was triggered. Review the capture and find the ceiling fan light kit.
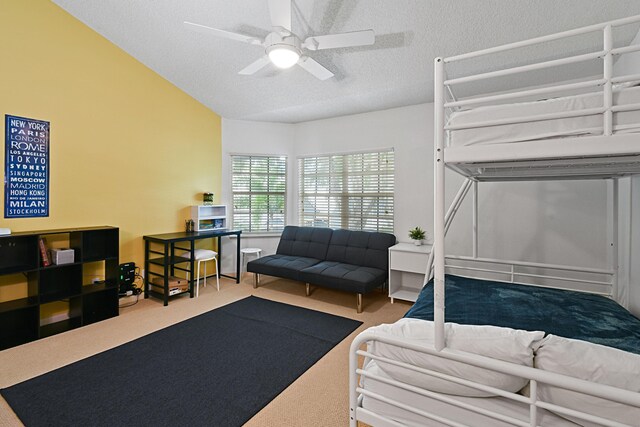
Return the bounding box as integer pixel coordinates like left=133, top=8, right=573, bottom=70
left=184, top=0, right=375, bottom=80
left=266, top=34, right=301, bottom=69
left=268, top=46, right=300, bottom=69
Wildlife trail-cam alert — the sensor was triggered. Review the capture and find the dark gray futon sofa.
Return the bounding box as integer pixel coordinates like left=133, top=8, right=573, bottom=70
left=247, top=226, right=396, bottom=313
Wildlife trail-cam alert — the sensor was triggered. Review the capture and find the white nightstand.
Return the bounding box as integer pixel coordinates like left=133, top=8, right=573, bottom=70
left=388, top=242, right=432, bottom=303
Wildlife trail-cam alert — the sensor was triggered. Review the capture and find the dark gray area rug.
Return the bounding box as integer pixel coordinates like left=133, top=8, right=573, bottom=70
left=1, top=296, right=362, bottom=426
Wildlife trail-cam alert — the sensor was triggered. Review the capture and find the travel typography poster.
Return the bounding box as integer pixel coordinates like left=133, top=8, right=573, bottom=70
left=5, top=115, right=50, bottom=218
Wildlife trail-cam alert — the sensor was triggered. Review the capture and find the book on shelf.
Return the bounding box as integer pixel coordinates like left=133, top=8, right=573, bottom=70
left=38, top=237, right=51, bottom=267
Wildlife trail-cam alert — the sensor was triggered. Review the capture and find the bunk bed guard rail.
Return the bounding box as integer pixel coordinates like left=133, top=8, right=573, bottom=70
left=349, top=331, right=640, bottom=427
left=438, top=14, right=640, bottom=181
left=442, top=14, right=640, bottom=137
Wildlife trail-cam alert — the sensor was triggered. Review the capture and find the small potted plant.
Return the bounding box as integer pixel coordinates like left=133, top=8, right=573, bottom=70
left=409, top=226, right=426, bottom=246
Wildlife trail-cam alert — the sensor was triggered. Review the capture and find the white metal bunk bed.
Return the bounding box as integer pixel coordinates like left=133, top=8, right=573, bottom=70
left=350, top=14, right=640, bottom=427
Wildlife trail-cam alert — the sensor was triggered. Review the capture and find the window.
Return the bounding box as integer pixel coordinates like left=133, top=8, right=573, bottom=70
left=299, top=150, right=394, bottom=233
left=231, top=155, right=286, bottom=233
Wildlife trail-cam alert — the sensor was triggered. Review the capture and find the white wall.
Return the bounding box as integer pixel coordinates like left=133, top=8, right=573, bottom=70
left=293, top=104, right=435, bottom=246
left=614, top=27, right=640, bottom=79
left=220, top=119, right=296, bottom=274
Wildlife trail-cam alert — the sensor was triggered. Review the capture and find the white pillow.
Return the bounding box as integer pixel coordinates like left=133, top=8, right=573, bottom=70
left=534, top=335, right=640, bottom=427
left=365, top=318, right=544, bottom=397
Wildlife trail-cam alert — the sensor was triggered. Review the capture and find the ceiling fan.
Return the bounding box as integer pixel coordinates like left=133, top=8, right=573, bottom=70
left=184, top=0, right=375, bottom=80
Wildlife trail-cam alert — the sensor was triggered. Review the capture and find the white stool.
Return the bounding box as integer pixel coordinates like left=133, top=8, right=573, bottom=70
left=181, top=249, right=219, bottom=297
left=241, top=248, right=262, bottom=272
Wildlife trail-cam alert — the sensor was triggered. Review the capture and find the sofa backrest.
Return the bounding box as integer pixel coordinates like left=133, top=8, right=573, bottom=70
left=326, top=229, right=396, bottom=271
left=276, top=226, right=333, bottom=260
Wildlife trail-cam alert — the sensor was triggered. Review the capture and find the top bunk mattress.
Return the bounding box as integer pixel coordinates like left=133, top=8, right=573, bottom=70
left=448, top=85, right=640, bottom=147
left=405, top=274, right=640, bottom=354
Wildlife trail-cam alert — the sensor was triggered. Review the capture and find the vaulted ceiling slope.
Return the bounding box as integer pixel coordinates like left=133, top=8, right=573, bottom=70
left=52, top=0, right=640, bottom=123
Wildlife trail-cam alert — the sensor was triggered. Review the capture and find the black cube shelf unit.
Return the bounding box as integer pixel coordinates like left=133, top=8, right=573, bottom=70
left=0, top=226, right=119, bottom=350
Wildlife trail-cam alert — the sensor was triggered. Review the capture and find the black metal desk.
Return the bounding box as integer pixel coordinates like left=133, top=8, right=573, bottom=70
left=143, top=229, right=242, bottom=306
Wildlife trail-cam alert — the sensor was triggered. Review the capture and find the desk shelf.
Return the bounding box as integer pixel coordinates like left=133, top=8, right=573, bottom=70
left=148, top=256, right=191, bottom=266
left=192, top=205, right=227, bottom=232
left=143, top=229, right=242, bottom=306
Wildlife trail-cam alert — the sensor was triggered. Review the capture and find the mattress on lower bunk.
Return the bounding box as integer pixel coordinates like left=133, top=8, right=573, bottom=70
left=448, top=85, right=640, bottom=147
left=361, top=361, right=579, bottom=427
left=405, top=274, right=640, bottom=354
left=359, top=276, right=640, bottom=426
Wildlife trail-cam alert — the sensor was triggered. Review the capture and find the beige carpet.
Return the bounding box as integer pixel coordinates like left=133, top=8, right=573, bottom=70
left=0, top=274, right=410, bottom=426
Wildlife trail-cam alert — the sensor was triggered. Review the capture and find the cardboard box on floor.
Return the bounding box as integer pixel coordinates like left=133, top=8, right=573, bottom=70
left=151, top=276, right=189, bottom=294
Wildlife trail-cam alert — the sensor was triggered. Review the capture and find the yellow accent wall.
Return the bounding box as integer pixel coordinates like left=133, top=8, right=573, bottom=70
left=0, top=2, right=221, bottom=286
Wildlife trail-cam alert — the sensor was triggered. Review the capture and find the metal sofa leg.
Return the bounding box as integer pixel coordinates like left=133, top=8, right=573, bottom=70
left=253, top=273, right=260, bottom=289
left=306, top=283, right=311, bottom=296
left=357, top=293, right=363, bottom=314
left=380, top=281, right=387, bottom=293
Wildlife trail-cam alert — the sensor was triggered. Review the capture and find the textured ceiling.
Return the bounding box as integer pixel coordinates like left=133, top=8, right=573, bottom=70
left=51, top=0, right=640, bottom=123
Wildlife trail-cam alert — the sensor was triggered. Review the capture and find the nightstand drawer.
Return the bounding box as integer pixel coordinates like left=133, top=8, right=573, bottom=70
left=390, top=250, right=429, bottom=274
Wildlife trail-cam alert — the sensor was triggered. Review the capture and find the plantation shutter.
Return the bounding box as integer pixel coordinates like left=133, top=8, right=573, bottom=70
left=231, top=155, right=286, bottom=233
left=299, top=150, right=394, bottom=233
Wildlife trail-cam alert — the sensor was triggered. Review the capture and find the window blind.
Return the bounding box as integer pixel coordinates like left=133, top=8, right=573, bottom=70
left=299, top=150, right=394, bottom=233
left=231, top=155, right=286, bottom=233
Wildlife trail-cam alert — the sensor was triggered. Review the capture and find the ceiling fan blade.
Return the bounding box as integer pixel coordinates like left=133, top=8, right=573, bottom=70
left=298, top=57, right=334, bottom=81
left=184, top=21, right=262, bottom=45
left=238, top=56, right=271, bottom=75
left=268, top=0, right=291, bottom=32
left=303, top=30, right=375, bottom=51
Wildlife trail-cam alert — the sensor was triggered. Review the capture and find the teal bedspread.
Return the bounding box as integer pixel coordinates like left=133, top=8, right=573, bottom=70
left=405, top=274, right=640, bottom=354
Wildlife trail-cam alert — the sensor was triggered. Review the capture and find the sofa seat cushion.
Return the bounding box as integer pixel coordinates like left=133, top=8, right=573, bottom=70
left=299, top=261, right=387, bottom=294
left=247, top=254, right=321, bottom=281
